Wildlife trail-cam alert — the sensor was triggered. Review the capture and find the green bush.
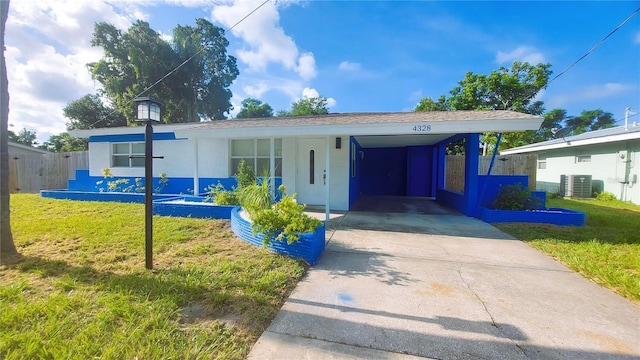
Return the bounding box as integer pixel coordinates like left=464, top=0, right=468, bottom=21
left=596, top=191, right=618, bottom=202
left=251, top=186, right=322, bottom=245
left=238, top=178, right=272, bottom=217
left=492, top=182, right=543, bottom=210
left=235, top=159, right=256, bottom=189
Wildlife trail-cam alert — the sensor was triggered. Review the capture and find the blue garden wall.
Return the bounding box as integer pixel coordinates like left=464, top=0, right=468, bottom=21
left=68, top=169, right=281, bottom=196
left=477, top=175, right=529, bottom=209
left=153, top=196, right=234, bottom=219
left=230, top=207, right=326, bottom=265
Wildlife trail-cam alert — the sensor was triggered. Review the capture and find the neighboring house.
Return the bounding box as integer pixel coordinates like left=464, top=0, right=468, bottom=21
left=8, top=141, right=50, bottom=156
left=501, top=124, right=640, bottom=205
left=69, top=111, right=542, bottom=216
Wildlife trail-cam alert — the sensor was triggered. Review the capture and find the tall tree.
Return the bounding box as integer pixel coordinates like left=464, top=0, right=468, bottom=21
left=63, top=94, right=126, bottom=129
left=40, top=133, right=88, bottom=152
left=414, top=95, right=449, bottom=112
left=566, top=109, right=615, bottom=135
left=1, top=0, right=18, bottom=260
left=278, top=96, right=329, bottom=117
left=446, top=62, right=552, bottom=153
left=87, top=18, right=238, bottom=124
left=10, top=128, right=37, bottom=146
left=236, top=98, right=274, bottom=118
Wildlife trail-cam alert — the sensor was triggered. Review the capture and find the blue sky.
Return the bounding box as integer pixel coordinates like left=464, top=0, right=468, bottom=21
left=5, top=1, right=640, bottom=143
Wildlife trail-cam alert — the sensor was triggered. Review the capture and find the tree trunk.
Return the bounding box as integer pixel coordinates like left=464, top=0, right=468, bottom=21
left=1, top=0, right=18, bottom=262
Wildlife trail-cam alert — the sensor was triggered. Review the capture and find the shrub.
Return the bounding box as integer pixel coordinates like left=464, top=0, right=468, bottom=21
left=235, top=159, right=256, bottom=189
left=251, top=185, right=322, bottom=245
left=492, top=182, right=543, bottom=210
left=596, top=191, right=618, bottom=202
left=238, top=178, right=272, bottom=217
left=205, top=183, right=240, bottom=205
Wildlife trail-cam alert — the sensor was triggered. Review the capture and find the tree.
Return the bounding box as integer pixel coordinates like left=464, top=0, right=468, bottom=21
left=87, top=18, right=238, bottom=124
left=566, top=109, right=615, bottom=135
left=278, top=96, right=329, bottom=117
left=63, top=94, right=126, bottom=129
left=236, top=98, right=273, bottom=118
left=1, top=0, right=18, bottom=259
left=445, top=62, right=552, bottom=154
left=9, top=128, right=37, bottom=146
left=40, top=133, right=88, bottom=152
left=414, top=95, right=449, bottom=112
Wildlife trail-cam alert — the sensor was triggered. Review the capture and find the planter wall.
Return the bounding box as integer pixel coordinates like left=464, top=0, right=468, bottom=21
left=230, top=207, right=326, bottom=265
left=479, top=206, right=586, bottom=226
left=153, top=196, right=234, bottom=219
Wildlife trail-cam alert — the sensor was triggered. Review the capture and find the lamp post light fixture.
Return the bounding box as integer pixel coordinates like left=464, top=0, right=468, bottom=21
left=133, top=97, right=163, bottom=270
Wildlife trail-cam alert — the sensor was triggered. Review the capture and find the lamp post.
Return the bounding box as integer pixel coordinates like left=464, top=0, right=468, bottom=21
left=133, top=97, right=162, bottom=270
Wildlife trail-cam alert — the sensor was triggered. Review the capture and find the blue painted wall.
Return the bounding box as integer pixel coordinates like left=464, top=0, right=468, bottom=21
left=406, top=145, right=433, bottom=197
left=88, top=132, right=180, bottom=142
left=360, top=147, right=407, bottom=196
left=477, top=175, right=529, bottom=208
left=349, top=137, right=362, bottom=208
left=67, top=169, right=281, bottom=196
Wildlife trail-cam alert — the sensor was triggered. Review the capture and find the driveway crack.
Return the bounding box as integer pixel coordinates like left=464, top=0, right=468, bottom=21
left=457, top=267, right=530, bottom=359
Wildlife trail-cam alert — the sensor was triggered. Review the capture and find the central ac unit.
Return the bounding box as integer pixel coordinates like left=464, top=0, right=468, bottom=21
left=560, top=175, right=592, bottom=198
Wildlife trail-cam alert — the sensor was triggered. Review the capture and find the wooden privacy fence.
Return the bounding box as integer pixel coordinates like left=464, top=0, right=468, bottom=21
left=445, top=154, right=537, bottom=193
left=8, top=151, right=88, bottom=193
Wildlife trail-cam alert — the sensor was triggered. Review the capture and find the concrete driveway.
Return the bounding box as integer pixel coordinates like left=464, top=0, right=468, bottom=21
left=248, top=199, right=640, bottom=359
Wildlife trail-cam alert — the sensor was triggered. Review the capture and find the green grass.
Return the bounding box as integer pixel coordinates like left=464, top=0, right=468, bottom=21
left=494, top=197, right=640, bottom=303
left=1, top=194, right=306, bottom=360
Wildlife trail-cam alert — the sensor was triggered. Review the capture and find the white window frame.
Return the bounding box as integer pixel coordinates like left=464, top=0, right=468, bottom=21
left=230, top=138, right=282, bottom=177
left=537, top=160, right=547, bottom=169
left=111, top=142, right=145, bottom=168
left=576, top=155, right=591, bottom=163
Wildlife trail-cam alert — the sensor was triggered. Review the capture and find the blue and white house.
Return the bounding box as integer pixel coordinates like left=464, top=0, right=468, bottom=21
left=501, top=123, right=640, bottom=205
left=69, top=110, right=543, bottom=218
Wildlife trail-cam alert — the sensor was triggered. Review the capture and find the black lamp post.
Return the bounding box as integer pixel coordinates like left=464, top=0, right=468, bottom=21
left=133, top=97, right=162, bottom=270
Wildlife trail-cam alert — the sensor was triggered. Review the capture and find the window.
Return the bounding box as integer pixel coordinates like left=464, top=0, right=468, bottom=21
left=537, top=160, right=547, bottom=169
left=576, top=155, right=591, bottom=163
left=112, top=143, right=145, bottom=167
left=230, top=139, right=282, bottom=176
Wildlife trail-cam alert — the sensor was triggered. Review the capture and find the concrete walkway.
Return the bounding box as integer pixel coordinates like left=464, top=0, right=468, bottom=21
left=248, top=203, right=640, bottom=359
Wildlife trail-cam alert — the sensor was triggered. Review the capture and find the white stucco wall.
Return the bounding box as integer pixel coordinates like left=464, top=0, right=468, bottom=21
left=196, top=138, right=229, bottom=178
left=280, top=136, right=350, bottom=211
left=89, top=139, right=195, bottom=177
left=536, top=140, right=640, bottom=204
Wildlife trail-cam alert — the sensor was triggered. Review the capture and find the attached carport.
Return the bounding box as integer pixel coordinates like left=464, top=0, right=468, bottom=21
left=176, top=110, right=542, bottom=220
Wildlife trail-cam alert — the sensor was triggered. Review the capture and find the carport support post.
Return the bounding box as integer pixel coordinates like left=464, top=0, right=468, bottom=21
left=325, top=136, right=331, bottom=221
left=463, top=133, right=480, bottom=216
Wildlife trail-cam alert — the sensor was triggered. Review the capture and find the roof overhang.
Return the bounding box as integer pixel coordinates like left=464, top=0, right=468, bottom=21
left=70, top=111, right=543, bottom=148
left=501, top=129, right=640, bottom=155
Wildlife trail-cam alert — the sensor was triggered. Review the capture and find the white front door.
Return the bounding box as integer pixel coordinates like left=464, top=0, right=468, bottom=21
left=296, top=138, right=325, bottom=205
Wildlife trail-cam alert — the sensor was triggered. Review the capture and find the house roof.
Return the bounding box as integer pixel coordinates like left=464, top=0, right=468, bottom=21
left=8, top=141, right=50, bottom=154
left=71, top=110, right=543, bottom=147
left=500, top=123, right=640, bottom=155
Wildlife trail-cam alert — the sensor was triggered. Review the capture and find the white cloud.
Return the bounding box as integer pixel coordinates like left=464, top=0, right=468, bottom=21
left=338, top=61, right=361, bottom=72
left=581, top=83, right=634, bottom=100
left=297, top=52, right=317, bottom=81
left=496, top=46, right=546, bottom=65
left=210, top=0, right=315, bottom=80
left=242, top=82, right=270, bottom=99
left=302, top=87, right=336, bottom=108
left=5, top=0, right=137, bottom=142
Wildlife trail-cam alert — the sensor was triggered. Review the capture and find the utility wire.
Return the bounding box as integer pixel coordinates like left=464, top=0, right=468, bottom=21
left=87, top=0, right=271, bottom=128
left=547, top=6, right=640, bottom=86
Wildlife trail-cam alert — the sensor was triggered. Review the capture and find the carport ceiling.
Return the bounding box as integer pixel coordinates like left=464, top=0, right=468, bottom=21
left=354, top=134, right=453, bottom=148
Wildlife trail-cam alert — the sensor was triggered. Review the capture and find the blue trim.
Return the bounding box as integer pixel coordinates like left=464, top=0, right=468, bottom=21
left=89, top=132, right=177, bottom=143
left=153, top=196, right=233, bottom=219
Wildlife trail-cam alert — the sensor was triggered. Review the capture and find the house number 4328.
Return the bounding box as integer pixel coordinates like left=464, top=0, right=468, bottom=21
left=412, top=124, right=431, bottom=132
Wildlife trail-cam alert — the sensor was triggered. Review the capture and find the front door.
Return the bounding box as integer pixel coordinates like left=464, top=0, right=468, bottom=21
left=296, top=138, right=325, bottom=205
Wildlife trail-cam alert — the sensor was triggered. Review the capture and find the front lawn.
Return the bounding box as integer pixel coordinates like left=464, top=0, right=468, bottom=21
left=1, top=194, right=306, bottom=359
left=495, top=197, right=640, bottom=303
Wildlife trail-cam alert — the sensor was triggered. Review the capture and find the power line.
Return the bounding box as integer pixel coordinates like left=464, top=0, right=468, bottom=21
left=547, top=6, right=640, bottom=86
left=87, top=0, right=271, bottom=128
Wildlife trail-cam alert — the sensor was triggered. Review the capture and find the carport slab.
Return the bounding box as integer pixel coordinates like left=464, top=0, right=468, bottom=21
left=248, top=210, right=640, bottom=359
